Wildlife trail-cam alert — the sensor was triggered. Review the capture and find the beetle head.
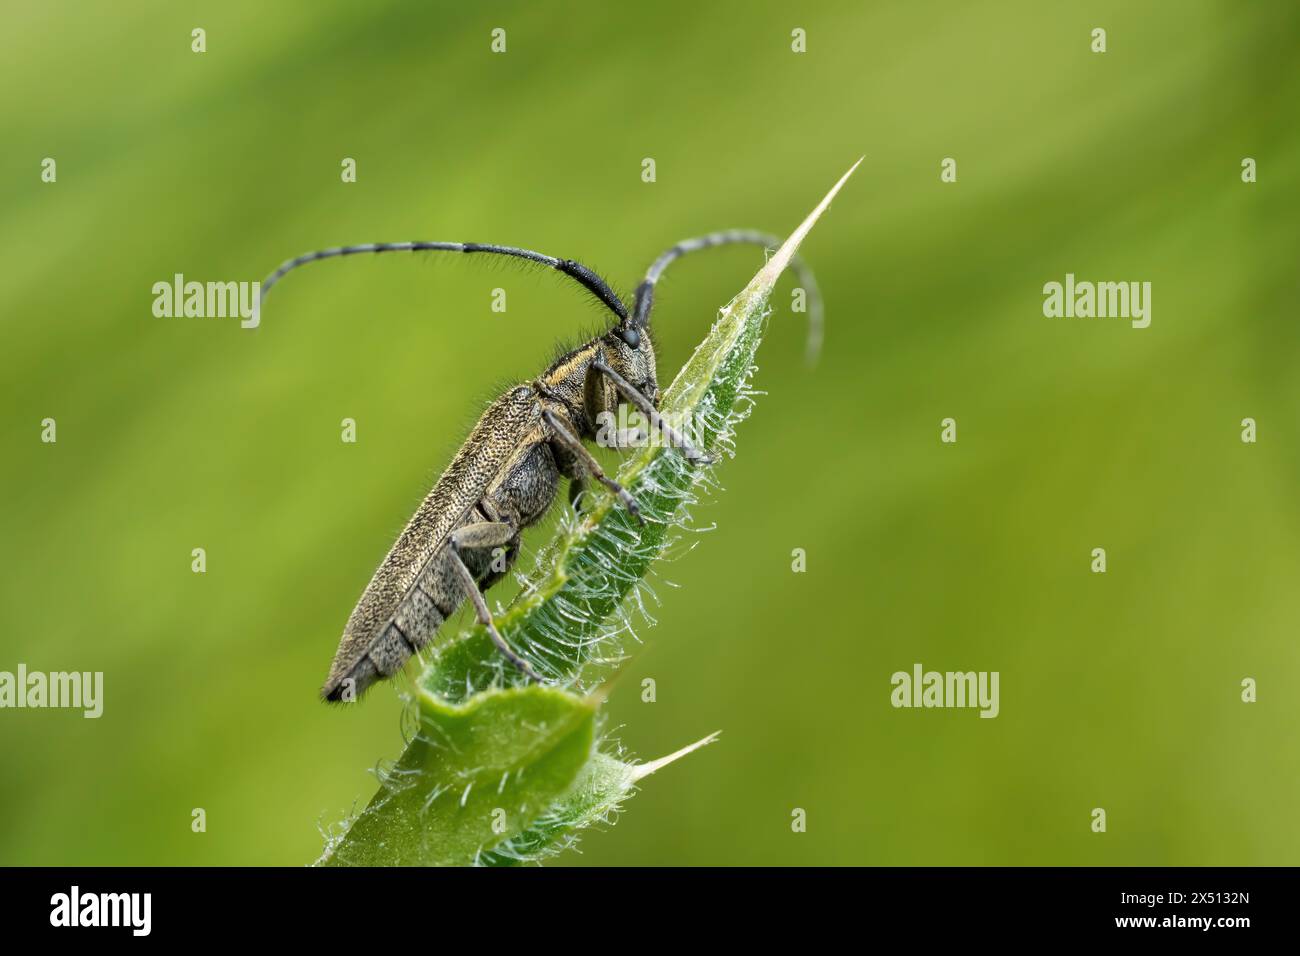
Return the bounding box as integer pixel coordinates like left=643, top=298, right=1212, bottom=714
left=603, top=323, right=658, bottom=406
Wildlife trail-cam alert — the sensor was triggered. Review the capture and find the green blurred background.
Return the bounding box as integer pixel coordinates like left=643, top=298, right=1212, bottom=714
left=2, top=1, right=1297, bottom=866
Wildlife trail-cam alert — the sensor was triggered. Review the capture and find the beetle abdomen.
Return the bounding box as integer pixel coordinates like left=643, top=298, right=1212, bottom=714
left=322, top=510, right=500, bottom=701
left=320, top=391, right=538, bottom=702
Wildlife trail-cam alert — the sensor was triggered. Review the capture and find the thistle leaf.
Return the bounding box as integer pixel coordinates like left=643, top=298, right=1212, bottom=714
left=425, top=157, right=863, bottom=699
left=478, top=732, right=720, bottom=866
left=319, top=685, right=596, bottom=866
left=320, top=161, right=859, bottom=866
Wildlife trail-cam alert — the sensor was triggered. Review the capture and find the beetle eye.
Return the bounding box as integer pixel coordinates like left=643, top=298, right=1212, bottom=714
left=618, top=327, right=640, bottom=348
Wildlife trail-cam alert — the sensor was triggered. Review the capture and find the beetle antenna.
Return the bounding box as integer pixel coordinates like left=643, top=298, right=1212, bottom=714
left=631, top=230, right=824, bottom=363
left=259, top=241, right=628, bottom=322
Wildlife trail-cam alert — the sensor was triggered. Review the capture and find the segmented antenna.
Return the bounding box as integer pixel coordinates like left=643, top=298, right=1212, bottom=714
left=631, top=230, right=825, bottom=363
left=259, top=241, right=628, bottom=321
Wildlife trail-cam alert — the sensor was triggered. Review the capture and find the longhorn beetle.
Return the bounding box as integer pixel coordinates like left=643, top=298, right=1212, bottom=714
left=259, top=231, right=822, bottom=702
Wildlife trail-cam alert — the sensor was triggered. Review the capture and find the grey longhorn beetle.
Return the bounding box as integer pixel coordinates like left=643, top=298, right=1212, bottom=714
left=259, top=231, right=822, bottom=702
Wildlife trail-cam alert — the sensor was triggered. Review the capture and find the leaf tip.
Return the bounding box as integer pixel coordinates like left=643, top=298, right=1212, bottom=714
left=629, top=730, right=722, bottom=782
left=758, top=158, right=862, bottom=288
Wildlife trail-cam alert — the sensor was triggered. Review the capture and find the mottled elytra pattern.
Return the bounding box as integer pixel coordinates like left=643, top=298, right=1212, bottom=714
left=324, top=389, right=542, bottom=698
left=258, top=234, right=821, bottom=701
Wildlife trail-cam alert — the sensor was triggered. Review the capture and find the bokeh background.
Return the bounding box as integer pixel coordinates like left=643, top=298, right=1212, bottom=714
left=2, top=1, right=1297, bottom=866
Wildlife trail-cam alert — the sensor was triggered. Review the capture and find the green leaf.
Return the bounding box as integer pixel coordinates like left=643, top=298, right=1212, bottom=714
left=425, top=158, right=864, bottom=700
left=319, top=161, right=859, bottom=866
left=318, top=685, right=596, bottom=866
left=480, top=732, right=721, bottom=866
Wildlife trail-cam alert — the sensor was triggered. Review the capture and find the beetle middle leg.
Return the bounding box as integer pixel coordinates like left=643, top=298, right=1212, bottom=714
left=448, top=520, right=544, bottom=683
left=543, top=409, right=644, bottom=525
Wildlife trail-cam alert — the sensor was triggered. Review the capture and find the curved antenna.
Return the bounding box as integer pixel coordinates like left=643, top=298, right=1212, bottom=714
left=631, top=230, right=825, bottom=364
left=259, top=241, right=628, bottom=322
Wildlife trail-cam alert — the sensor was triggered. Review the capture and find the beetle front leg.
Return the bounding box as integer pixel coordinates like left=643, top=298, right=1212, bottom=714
left=589, top=360, right=713, bottom=464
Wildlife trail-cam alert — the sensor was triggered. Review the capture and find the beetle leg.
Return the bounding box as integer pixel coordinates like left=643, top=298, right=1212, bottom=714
left=542, top=409, right=644, bottom=526
left=567, top=476, right=588, bottom=512
left=448, top=522, right=543, bottom=683
left=590, top=360, right=714, bottom=464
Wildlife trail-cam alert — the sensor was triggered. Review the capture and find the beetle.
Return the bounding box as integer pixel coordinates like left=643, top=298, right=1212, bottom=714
left=259, top=232, right=821, bottom=702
